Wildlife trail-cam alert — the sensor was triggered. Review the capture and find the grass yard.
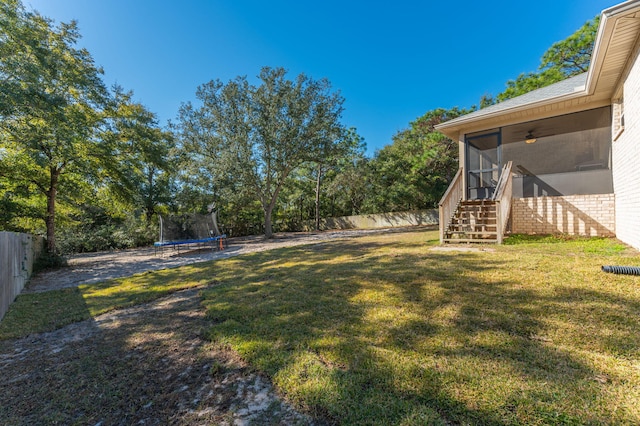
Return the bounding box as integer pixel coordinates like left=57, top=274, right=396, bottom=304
left=202, top=230, right=640, bottom=425
left=2, top=228, right=640, bottom=424
left=0, top=263, right=215, bottom=340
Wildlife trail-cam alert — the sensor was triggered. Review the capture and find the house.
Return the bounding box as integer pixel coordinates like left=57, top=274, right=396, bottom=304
left=435, top=0, right=640, bottom=250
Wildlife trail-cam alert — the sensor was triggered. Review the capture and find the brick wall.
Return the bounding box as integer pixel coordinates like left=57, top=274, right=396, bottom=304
left=612, top=40, right=640, bottom=251
left=511, top=194, right=615, bottom=237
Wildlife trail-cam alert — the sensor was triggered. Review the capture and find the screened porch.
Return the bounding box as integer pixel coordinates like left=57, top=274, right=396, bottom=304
left=464, top=106, right=613, bottom=200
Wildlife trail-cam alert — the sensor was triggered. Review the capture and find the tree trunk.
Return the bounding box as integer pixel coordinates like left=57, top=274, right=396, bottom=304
left=207, top=202, right=222, bottom=236
left=263, top=190, right=281, bottom=239
left=315, top=164, right=322, bottom=231
left=144, top=168, right=156, bottom=223
left=264, top=204, right=274, bottom=239
left=45, top=169, right=60, bottom=254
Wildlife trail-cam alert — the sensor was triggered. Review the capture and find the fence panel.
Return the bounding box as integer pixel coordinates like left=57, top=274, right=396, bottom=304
left=0, top=232, right=43, bottom=321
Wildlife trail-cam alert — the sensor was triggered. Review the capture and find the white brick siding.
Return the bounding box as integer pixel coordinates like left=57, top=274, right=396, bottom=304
left=511, top=194, right=615, bottom=236
left=613, top=41, right=640, bottom=250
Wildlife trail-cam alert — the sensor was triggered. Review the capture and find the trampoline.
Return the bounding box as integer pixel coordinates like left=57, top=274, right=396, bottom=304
left=154, top=214, right=227, bottom=255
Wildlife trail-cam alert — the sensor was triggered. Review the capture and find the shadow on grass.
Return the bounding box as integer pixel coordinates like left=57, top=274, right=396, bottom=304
left=0, top=287, right=91, bottom=339
left=0, top=286, right=265, bottom=425
left=0, top=260, right=217, bottom=340
left=202, top=235, right=640, bottom=425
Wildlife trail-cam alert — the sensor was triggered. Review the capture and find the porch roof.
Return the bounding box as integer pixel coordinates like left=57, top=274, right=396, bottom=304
left=436, top=73, right=588, bottom=133
left=435, top=0, right=640, bottom=139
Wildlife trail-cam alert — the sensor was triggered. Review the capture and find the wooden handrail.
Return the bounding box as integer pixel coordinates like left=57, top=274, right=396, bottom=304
left=439, top=167, right=463, bottom=207
left=493, top=161, right=513, bottom=243
left=439, top=168, right=463, bottom=243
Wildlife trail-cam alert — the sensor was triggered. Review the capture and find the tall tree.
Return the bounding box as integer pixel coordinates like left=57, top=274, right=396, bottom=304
left=312, top=127, right=363, bottom=230
left=369, top=107, right=472, bottom=211
left=540, top=16, right=599, bottom=76
left=178, top=67, right=346, bottom=238
left=324, top=144, right=372, bottom=217
left=103, top=88, right=175, bottom=223
left=494, top=17, right=600, bottom=103
left=0, top=0, right=110, bottom=253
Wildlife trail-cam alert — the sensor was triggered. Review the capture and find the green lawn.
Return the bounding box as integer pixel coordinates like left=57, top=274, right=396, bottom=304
left=0, top=263, right=214, bottom=340
left=202, top=230, right=640, bottom=425
left=3, top=229, right=640, bottom=424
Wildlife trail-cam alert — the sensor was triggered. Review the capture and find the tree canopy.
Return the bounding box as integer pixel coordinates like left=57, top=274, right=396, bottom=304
left=177, top=67, right=347, bottom=238
left=494, top=17, right=599, bottom=103
left=0, top=0, right=111, bottom=253
left=0, top=0, right=175, bottom=254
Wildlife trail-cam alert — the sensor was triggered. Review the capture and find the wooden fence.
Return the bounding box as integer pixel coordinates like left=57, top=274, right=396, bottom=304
left=0, top=232, right=44, bottom=321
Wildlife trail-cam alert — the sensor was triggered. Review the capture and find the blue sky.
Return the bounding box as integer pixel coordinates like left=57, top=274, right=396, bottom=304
left=26, top=0, right=615, bottom=156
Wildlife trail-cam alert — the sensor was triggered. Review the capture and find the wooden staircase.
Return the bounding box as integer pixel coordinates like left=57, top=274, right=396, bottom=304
left=443, top=200, right=499, bottom=243
left=439, top=161, right=513, bottom=245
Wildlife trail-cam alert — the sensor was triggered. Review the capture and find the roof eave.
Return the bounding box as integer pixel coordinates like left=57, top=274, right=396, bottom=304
left=435, top=0, right=640, bottom=139
left=587, top=1, right=640, bottom=95
left=434, top=89, right=587, bottom=138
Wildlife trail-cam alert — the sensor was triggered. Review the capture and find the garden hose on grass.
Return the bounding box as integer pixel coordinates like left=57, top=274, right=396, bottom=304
left=601, top=265, right=640, bottom=275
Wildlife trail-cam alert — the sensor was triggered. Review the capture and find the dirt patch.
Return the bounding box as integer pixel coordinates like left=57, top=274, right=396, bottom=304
left=0, top=286, right=317, bottom=425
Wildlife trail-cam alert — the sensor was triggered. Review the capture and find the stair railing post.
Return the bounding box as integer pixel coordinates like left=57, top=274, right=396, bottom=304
left=439, top=207, right=444, bottom=244
left=495, top=200, right=503, bottom=244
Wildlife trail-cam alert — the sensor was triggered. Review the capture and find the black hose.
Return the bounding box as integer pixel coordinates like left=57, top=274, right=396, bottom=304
left=601, top=265, right=640, bottom=275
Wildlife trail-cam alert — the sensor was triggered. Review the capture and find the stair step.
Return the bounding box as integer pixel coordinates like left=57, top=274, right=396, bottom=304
left=461, top=200, right=496, bottom=205
left=446, top=231, right=498, bottom=236
left=459, top=205, right=496, bottom=209
left=451, top=218, right=497, bottom=222
left=451, top=218, right=497, bottom=221
left=450, top=221, right=498, bottom=228
left=443, top=238, right=499, bottom=244
left=449, top=224, right=498, bottom=231
left=457, top=211, right=496, bottom=215
left=457, top=208, right=496, bottom=211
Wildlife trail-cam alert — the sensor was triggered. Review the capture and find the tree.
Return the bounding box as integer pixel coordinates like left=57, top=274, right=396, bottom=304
left=325, top=148, right=372, bottom=216
left=178, top=67, right=347, bottom=238
left=103, top=88, right=175, bottom=223
left=494, top=17, right=599, bottom=103
left=311, top=127, right=363, bottom=230
left=368, top=107, right=472, bottom=211
left=540, top=16, right=599, bottom=76
left=0, top=0, right=110, bottom=253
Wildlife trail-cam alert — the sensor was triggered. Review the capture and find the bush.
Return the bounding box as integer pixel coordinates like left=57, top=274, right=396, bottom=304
left=56, top=206, right=157, bottom=254
left=33, top=252, right=68, bottom=273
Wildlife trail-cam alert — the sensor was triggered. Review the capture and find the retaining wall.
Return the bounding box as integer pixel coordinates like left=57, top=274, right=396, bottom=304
left=0, top=232, right=44, bottom=321
left=303, top=210, right=439, bottom=231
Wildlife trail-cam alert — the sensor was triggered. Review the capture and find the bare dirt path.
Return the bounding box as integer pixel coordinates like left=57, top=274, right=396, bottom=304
left=0, top=286, right=316, bottom=425
left=2, top=228, right=408, bottom=425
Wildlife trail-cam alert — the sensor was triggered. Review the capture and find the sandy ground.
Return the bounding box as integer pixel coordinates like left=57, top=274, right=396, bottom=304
left=0, top=287, right=317, bottom=425
left=3, top=228, right=405, bottom=425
